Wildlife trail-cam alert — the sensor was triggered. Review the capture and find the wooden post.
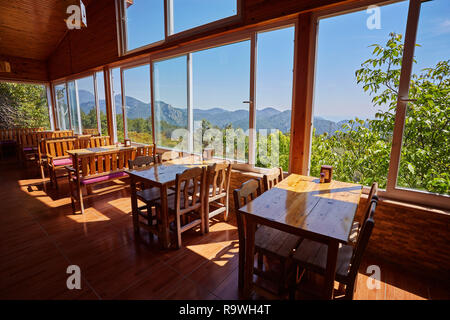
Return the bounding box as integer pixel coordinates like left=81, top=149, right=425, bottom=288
left=103, top=66, right=114, bottom=143
left=289, top=12, right=317, bottom=175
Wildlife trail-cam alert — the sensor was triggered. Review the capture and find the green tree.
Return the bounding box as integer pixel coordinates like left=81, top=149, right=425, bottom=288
left=0, top=82, right=50, bottom=129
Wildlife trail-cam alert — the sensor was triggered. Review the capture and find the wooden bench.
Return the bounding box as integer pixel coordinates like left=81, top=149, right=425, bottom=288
left=67, top=149, right=133, bottom=214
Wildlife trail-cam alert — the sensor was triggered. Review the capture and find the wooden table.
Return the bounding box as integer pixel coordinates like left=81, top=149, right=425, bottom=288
left=238, top=174, right=362, bottom=299
left=126, top=156, right=224, bottom=249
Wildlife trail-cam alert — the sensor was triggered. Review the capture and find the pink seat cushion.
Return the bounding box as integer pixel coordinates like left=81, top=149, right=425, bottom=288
left=81, top=171, right=128, bottom=185
left=23, top=147, right=35, bottom=151
left=53, top=158, right=73, bottom=166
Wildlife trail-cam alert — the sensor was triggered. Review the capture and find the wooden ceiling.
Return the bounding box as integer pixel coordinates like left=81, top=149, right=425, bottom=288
left=0, top=0, right=92, bottom=61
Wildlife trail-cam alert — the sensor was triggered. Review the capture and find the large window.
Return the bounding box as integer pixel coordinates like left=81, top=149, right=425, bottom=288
left=172, top=0, right=237, bottom=34
left=395, top=0, right=449, bottom=195
left=55, top=84, right=70, bottom=130
left=0, top=82, right=52, bottom=129
left=153, top=56, right=188, bottom=150
left=53, top=73, right=107, bottom=136
left=193, top=41, right=251, bottom=162
left=255, top=26, right=295, bottom=171
left=123, top=64, right=153, bottom=144
left=119, top=0, right=239, bottom=54
left=111, top=67, right=124, bottom=142
left=310, top=1, right=409, bottom=188
left=311, top=0, right=449, bottom=207
left=123, top=0, right=165, bottom=51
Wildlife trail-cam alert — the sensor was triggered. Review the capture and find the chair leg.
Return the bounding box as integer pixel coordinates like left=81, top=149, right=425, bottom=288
left=68, top=177, right=76, bottom=214
left=223, top=194, right=229, bottom=221
left=40, top=163, right=45, bottom=180
left=76, top=183, right=84, bottom=214
left=204, top=200, right=210, bottom=234
left=238, top=238, right=246, bottom=291
left=175, top=213, right=182, bottom=249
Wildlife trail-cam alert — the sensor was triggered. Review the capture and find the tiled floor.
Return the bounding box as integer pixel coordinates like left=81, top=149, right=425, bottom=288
left=0, top=159, right=448, bottom=300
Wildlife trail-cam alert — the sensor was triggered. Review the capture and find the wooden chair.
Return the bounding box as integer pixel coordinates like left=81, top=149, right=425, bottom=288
left=76, top=135, right=92, bottom=149
left=45, top=137, right=78, bottom=189
left=135, top=144, right=155, bottom=158
left=289, top=200, right=378, bottom=300
left=233, top=179, right=302, bottom=297
left=204, top=162, right=232, bottom=233
left=160, top=150, right=181, bottom=163
left=155, top=166, right=206, bottom=249
left=128, top=155, right=172, bottom=228
left=263, top=167, right=284, bottom=191
left=67, top=149, right=133, bottom=214
left=89, top=135, right=111, bottom=147
left=20, top=131, right=53, bottom=166
left=349, top=182, right=378, bottom=245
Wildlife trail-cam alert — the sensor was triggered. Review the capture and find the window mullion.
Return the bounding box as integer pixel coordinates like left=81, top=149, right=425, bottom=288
left=120, top=68, right=128, bottom=141
left=248, top=33, right=257, bottom=166
left=93, top=73, right=102, bottom=135
left=386, top=0, right=421, bottom=192
left=187, top=53, right=193, bottom=154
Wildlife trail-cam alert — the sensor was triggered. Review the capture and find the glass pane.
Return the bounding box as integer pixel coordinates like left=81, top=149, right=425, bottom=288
left=192, top=40, right=250, bottom=162
left=310, top=1, right=408, bottom=188
left=68, top=81, right=81, bottom=134
left=112, top=67, right=124, bottom=143
left=123, top=64, right=152, bottom=144
left=172, top=0, right=237, bottom=34
left=397, top=0, right=450, bottom=195
left=76, top=76, right=98, bottom=134
left=0, top=82, right=50, bottom=129
left=95, top=71, right=108, bottom=136
left=55, top=84, right=70, bottom=130
left=153, top=56, right=188, bottom=150
left=125, top=0, right=165, bottom=51
left=255, top=26, right=294, bottom=172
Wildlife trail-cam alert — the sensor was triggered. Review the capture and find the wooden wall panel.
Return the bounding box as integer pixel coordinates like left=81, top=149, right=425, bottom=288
left=47, top=36, right=72, bottom=81
left=0, top=55, right=48, bottom=83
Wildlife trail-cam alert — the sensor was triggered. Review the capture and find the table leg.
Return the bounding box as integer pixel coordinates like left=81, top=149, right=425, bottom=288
left=243, top=217, right=256, bottom=299
left=159, top=186, right=171, bottom=249
left=324, top=239, right=339, bottom=299
left=130, top=177, right=139, bottom=235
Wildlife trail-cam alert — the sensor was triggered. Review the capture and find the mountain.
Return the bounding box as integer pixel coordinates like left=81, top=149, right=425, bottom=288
left=76, top=89, right=353, bottom=135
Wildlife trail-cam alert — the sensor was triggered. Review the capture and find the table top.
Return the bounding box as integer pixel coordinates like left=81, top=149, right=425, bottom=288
left=66, top=145, right=135, bottom=156
left=126, top=156, right=226, bottom=186
left=238, top=174, right=362, bottom=244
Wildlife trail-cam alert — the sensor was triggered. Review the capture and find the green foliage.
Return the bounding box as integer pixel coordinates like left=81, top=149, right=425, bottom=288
left=0, top=82, right=50, bottom=129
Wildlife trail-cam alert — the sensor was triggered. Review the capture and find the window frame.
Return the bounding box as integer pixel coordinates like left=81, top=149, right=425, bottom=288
left=116, top=0, right=243, bottom=56
left=310, top=0, right=449, bottom=209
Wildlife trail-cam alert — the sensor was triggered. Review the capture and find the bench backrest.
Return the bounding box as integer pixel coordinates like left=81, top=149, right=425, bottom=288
left=53, top=130, right=74, bottom=138
left=45, top=138, right=78, bottom=159
left=89, top=136, right=111, bottom=147
left=73, top=149, right=133, bottom=179
left=135, top=144, right=155, bottom=157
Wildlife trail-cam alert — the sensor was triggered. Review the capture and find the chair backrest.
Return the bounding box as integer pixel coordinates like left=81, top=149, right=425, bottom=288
left=263, top=167, right=284, bottom=191
left=52, top=130, right=73, bottom=138
left=174, top=167, right=206, bottom=215
left=89, top=135, right=111, bottom=147
left=233, top=179, right=262, bottom=210
left=135, top=144, right=155, bottom=158
left=76, top=135, right=92, bottom=149
left=73, top=149, right=133, bottom=179
left=362, top=182, right=378, bottom=224
left=128, top=155, right=158, bottom=170
left=82, top=128, right=99, bottom=136
left=45, top=138, right=78, bottom=159
left=21, top=131, right=53, bottom=148
left=160, top=150, right=181, bottom=162
left=348, top=200, right=377, bottom=281
left=206, top=162, right=232, bottom=199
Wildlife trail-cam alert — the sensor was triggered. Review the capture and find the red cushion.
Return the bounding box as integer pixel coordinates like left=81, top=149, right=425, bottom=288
left=23, top=147, right=35, bottom=151
left=53, top=158, right=73, bottom=166
left=81, top=171, right=128, bottom=185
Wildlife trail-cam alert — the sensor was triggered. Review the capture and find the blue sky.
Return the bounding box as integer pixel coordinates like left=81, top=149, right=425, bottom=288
left=122, top=0, right=449, bottom=120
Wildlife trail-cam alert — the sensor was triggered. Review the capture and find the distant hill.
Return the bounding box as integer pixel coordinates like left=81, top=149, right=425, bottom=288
left=77, top=89, right=355, bottom=135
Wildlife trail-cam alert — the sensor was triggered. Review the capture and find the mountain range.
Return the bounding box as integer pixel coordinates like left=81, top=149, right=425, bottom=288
left=77, top=89, right=352, bottom=135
